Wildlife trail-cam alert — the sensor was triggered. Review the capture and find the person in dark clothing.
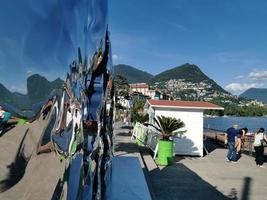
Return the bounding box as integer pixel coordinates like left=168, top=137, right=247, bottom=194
left=225, top=124, right=238, bottom=162
left=253, top=128, right=267, bottom=168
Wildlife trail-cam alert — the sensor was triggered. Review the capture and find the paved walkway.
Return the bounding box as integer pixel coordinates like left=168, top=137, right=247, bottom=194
left=113, top=122, right=267, bottom=200
left=113, top=122, right=140, bottom=157
left=148, top=141, right=267, bottom=200
left=1, top=121, right=266, bottom=200
left=0, top=114, right=65, bottom=200
left=112, top=122, right=152, bottom=200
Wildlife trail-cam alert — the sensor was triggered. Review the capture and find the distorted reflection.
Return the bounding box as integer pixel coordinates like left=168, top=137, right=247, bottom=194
left=0, top=0, right=114, bottom=199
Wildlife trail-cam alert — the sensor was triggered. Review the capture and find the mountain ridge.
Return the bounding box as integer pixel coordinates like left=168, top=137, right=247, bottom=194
left=27, top=74, right=64, bottom=104
left=151, top=63, right=227, bottom=94
left=0, top=74, right=64, bottom=115
left=114, top=63, right=230, bottom=101
left=240, top=88, right=267, bottom=103
left=114, top=64, right=154, bottom=83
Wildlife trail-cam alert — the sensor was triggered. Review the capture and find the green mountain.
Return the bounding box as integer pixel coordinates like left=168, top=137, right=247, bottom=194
left=114, top=64, right=154, bottom=83
left=113, top=63, right=230, bottom=101
left=0, top=84, right=31, bottom=109
left=151, top=63, right=227, bottom=93
left=240, top=88, right=267, bottom=103
left=27, top=74, right=64, bottom=104
left=0, top=74, right=64, bottom=113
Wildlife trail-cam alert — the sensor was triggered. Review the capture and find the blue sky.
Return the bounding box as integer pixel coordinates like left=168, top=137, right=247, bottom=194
left=0, top=0, right=266, bottom=95
left=109, top=0, right=267, bottom=94
left=0, top=0, right=107, bottom=94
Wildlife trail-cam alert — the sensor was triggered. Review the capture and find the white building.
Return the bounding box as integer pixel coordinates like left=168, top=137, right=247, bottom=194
left=144, top=99, right=224, bottom=157
left=129, top=83, right=172, bottom=100
left=129, top=83, right=150, bottom=96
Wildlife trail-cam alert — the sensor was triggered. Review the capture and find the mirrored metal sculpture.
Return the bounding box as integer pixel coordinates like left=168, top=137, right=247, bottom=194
left=0, top=0, right=114, bottom=199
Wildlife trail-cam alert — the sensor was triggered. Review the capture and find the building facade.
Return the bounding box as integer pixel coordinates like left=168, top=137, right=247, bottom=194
left=144, top=99, right=223, bottom=157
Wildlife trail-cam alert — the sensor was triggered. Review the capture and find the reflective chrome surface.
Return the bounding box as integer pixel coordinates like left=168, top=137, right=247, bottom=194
left=0, top=1, right=114, bottom=199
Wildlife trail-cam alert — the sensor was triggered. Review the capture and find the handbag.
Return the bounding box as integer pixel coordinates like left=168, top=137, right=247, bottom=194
left=262, top=139, right=267, bottom=147
left=260, top=133, right=267, bottom=147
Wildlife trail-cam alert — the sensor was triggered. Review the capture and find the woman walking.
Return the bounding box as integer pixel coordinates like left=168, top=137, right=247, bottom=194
left=253, top=128, right=267, bottom=168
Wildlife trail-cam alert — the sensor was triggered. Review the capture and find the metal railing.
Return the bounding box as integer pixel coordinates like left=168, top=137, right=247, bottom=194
left=203, top=128, right=267, bottom=156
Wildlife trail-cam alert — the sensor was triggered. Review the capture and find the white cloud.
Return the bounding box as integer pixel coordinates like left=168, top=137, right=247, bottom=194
left=234, top=75, right=245, bottom=79
left=11, top=85, right=27, bottom=94
left=225, top=83, right=264, bottom=94
left=27, top=70, right=33, bottom=74
left=249, top=70, right=267, bottom=80
left=112, top=54, right=119, bottom=60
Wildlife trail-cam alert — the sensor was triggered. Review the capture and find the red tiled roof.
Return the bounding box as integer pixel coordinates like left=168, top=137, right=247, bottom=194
left=148, top=99, right=224, bottom=110
left=129, top=83, right=149, bottom=89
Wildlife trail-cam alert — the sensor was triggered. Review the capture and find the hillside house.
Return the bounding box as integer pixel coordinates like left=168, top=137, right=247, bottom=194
left=129, top=83, right=172, bottom=100
left=129, top=83, right=149, bottom=96
left=144, top=99, right=224, bottom=156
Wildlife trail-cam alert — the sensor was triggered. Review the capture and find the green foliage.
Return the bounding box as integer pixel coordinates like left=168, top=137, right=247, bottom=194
left=132, top=97, right=146, bottom=109
left=133, top=113, right=149, bottom=124
left=205, top=97, right=267, bottom=116
left=154, top=115, right=185, bottom=141
left=113, top=75, right=129, bottom=97
left=130, top=98, right=148, bottom=123
left=114, top=64, right=154, bottom=83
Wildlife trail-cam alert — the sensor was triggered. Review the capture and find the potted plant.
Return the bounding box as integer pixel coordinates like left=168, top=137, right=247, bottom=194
left=154, top=115, right=185, bottom=166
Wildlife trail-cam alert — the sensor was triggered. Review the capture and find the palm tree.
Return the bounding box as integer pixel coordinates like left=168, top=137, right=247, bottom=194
left=154, top=115, right=185, bottom=141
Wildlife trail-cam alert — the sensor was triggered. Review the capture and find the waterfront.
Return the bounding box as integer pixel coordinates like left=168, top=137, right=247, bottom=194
left=204, top=116, right=267, bottom=132
left=115, top=122, right=267, bottom=200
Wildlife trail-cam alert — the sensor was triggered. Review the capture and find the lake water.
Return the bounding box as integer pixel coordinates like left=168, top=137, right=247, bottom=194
left=204, top=116, right=267, bottom=133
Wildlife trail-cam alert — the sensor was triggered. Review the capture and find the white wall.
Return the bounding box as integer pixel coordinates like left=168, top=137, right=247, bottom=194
left=154, top=107, right=203, bottom=157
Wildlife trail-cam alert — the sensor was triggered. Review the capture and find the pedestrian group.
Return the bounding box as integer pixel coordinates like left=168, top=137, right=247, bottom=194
left=225, top=125, right=267, bottom=168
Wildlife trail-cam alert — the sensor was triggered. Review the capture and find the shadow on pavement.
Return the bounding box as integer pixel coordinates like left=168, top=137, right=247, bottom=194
left=0, top=129, right=29, bottom=192
left=114, top=142, right=139, bottom=154
left=116, top=131, right=132, bottom=137
left=204, top=139, right=225, bottom=155
left=241, top=177, right=251, bottom=200
left=148, top=163, right=240, bottom=200
left=120, top=125, right=133, bottom=130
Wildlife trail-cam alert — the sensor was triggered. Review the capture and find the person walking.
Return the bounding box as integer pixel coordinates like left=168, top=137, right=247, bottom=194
left=236, top=127, right=248, bottom=160
left=253, top=128, right=267, bottom=168
left=225, top=124, right=238, bottom=162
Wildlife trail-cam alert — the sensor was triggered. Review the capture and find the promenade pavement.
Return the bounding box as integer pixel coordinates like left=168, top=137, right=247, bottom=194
left=114, top=122, right=267, bottom=200
left=0, top=114, right=65, bottom=200
left=112, top=122, right=153, bottom=200
left=149, top=144, right=267, bottom=200
left=1, top=121, right=266, bottom=200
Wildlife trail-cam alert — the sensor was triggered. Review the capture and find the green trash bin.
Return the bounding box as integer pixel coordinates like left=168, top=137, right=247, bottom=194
left=157, top=140, right=174, bottom=166
left=17, top=118, right=26, bottom=125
